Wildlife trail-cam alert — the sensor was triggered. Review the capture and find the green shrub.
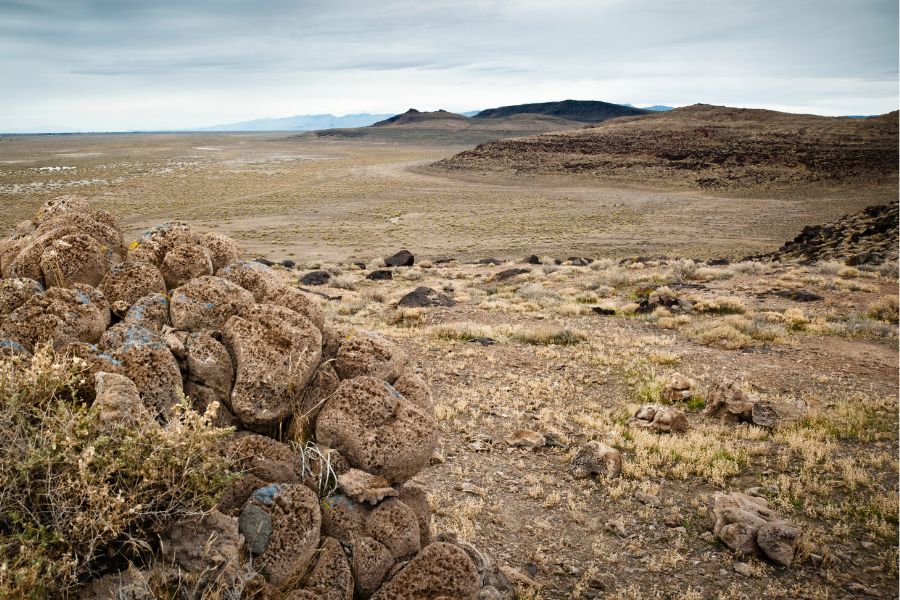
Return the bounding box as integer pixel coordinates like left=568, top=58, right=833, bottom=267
left=0, top=346, right=235, bottom=598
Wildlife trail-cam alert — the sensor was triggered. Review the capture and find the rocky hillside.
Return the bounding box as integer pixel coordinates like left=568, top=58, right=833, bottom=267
left=762, top=203, right=899, bottom=265
left=473, top=99, right=649, bottom=122
left=435, top=105, right=900, bottom=192
left=372, top=108, right=470, bottom=127
left=0, top=196, right=513, bottom=599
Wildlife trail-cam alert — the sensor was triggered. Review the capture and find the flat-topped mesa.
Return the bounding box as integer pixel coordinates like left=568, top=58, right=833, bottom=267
left=0, top=195, right=505, bottom=599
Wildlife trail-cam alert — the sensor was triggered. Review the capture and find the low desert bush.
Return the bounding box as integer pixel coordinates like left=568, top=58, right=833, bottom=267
left=693, top=295, right=748, bottom=315
left=507, top=325, right=586, bottom=346
left=867, top=295, right=899, bottom=324
left=0, top=346, right=234, bottom=598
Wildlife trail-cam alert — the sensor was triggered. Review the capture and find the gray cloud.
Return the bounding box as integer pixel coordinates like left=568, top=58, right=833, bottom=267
left=0, top=0, right=896, bottom=131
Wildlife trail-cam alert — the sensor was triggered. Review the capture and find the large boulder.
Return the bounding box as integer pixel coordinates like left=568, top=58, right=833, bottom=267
left=92, top=371, right=156, bottom=433
left=217, top=259, right=281, bottom=302
left=160, top=243, right=214, bottom=289
left=301, top=537, right=354, bottom=600
left=295, top=362, right=341, bottom=436
left=261, top=285, right=325, bottom=331
left=122, top=293, right=171, bottom=331
left=365, top=498, right=421, bottom=561
left=127, top=221, right=202, bottom=266
left=112, top=330, right=184, bottom=419
left=226, top=432, right=304, bottom=484
left=169, top=276, right=254, bottom=332
left=98, top=262, right=166, bottom=314
left=384, top=250, right=414, bottom=267
left=1, top=284, right=110, bottom=351
left=160, top=510, right=244, bottom=584
left=350, top=535, right=394, bottom=598
left=33, top=194, right=90, bottom=225
left=391, top=372, right=433, bottom=411
left=201, top=232, right=242, bottom=272
left=0, top=278, right=43, bottom=318
left=40, top=233, right=110, bottom=288
left=238, top=484, right=322, bottom=587
left=370, top=542, right=479, bottom=600
left=334, top=333, right=407, bottom=383
left=316, top=377, right=437, bottom=484
left=223, top=304, right=322, bottom=430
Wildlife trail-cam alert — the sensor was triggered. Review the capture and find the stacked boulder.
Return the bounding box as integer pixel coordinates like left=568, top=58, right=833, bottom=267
left=0, top=197, right=496, bottom=599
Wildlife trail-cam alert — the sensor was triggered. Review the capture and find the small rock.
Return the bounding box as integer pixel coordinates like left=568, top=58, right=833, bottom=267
left=733, top=562, right=753, bottom=577
left=301, top=270, right=332, bottom=286
left=397, top=286, right=454, bottom=308
left=505, top=429, right=545, bottom=449
left=634, top=491, right=661, bottom=508
left=493, top=268, right=529, bottom=282
left=253, top=257, right=275, bottom=266
left=591, top=306, right=615, bottom=316
left=571, top=441, right=622, bottom=479
left=478, top=258, right=503, bottom=265
left=338, top=469, right=399, bottom=505
left=524, top=255, right=541, bottom=265
left=367, top=269, right=393, bottom=281
left=631, top=404, right=690, bottom=433
left=700, top=531, right=716, bottom=544
left=385, top=250, right=414, bottom=267
left=280, top=259, right=295, bottom=269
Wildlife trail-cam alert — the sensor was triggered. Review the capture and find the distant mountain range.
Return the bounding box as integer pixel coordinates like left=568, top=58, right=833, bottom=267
left=194, top=101, right=669, bottom=132
left=194, top=113, right=394, bottom=132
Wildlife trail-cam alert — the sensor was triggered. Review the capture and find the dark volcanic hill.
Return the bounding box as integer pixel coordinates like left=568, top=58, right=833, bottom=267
left=762, top=203, right=899, bottom=265
left=473, top=99, right=649, bottom=123
left=372, top=109, right=469, bottom=127
left=435, top=104, right=900, bottom=192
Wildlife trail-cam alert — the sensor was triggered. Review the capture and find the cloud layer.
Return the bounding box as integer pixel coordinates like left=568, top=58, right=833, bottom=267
left=1, top=0, right=896, bottom=131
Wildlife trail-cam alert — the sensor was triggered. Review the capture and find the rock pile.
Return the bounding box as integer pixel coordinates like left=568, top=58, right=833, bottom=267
left=0, top=197, right=500, bottom=599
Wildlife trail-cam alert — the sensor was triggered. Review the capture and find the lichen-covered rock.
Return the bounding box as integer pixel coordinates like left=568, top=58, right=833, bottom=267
left=631, top=404, right=690, bottom=433
left=201, top=232, right=243, bottom=272
left=226, top=432, right=303, bottom=484
left=370, top=542, right=479, bottom=600
left=40, top=233, right=111, bottom=288
left=334, top=333, right=407, bottom=383
left=113, top=333, right=184, bottom=419
left=239, top=484, right=322, bottom=587
left=127, top=221, right=203, bottom=266
left=316, top=377, right=437, bottom=483
left=217, top=259, right=282, bottom=302
left=160, top=510, right=244, bottom=583
left=169, top=275, right=255, bottom=332
left=160, top=243, right=214, bottom=289
left=365, top=498, right=421, bottom=561
left=337, top=469, right=398, bottom=505
left=295, top=362, right=341, bottom=435
left=708, top=491, right=799, bottom=567
left=391, top=372, right=433, bottom=411
left=261, top=284, right=325, bottom=331
left=224, top=304, right=322, bottom=430
left=302, top=537, right=353, bottom=600
left=123, top=293, right=171, bottom=331
left=98, top=261, right=167, bottom=315
left=1, top=283, right=110, bottom=351
left=65, top=342, right=125, bottom=401
left=34, top=210, right=126, bottom=259
left=92, top=371, right=156, bottom=433
left=0, top=277, right=43, bottom=318
left=34, top=194, right=90, bottom=225
left=570, top=441, right=622, bottom=479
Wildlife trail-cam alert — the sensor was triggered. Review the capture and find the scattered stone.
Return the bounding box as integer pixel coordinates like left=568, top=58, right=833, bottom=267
left=366, top=269, right=393, bottom=281
left=493, top=268, right=529, bottom=282
left=591, top=306, right=615, bottom=316
left=353, top=261, right=367, bottom=270
left=631, top=404, right=690, bottom=433
left=254, top=257, right=275, bottom=267
left=704, top=381, right=757, bottom=423
left=505, top=429, right=545, bottom=449
left=570, top=441, right=622, bottom=479
left=477, top=258, right=502, bottom=265
left=338, top=469, right=399, bottom=505
left=280, top=259, right=296, bottom=269
left=467, top=337, right=497, bottom=345
left=708, top=491, right=800, bottom=567
left=733, top=562, right=753, bottom=577
left=301, top=270, right=332, bottom=286
left=566, top=257, right=592, bottom=266
left=524, top=255, right=541, bottom=265
left=662, top=372, right=693, bottom=402
left=456, top=482, right=484, bottom=496
left=385, top=250, right=414, bottom=267
left=316, top=376, right=437, bottom=483
left=771, top=288, right=823, bottom=302
left=634, top=491, right=661, bottom=508
left=334, top=332, right=407, bottom=383
left=397, top=287, right=454, bottom=308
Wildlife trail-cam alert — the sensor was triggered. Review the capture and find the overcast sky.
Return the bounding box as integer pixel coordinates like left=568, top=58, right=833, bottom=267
left=1, top=0, right=897, bottom=132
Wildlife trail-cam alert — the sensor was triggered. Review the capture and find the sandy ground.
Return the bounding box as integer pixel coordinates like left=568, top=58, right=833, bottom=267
left=0, top=133, right=892, bottom=263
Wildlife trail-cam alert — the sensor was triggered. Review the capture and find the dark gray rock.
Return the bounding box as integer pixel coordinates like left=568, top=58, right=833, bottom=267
left=397, top=287, right=454, bottom=308
left=367, top=269, right=393, bottom=281
left=301, top=270, right=332, bottom=286
left=239, top=503, right=273, bottom=555
left=385, top=250, right=414, bottom=267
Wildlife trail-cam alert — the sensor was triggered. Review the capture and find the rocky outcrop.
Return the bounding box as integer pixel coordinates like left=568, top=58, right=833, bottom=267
left=631, top=404, right=690, bottom=433
left=707, top=491, right=800, bottom=567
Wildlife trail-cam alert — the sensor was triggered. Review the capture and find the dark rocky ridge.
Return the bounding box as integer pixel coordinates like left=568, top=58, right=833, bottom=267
left=473, top=99, right=649, bottom=122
